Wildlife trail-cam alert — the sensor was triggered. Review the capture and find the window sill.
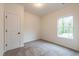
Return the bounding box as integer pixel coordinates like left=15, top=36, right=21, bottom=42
left=57, top=36, right=73, bottom=40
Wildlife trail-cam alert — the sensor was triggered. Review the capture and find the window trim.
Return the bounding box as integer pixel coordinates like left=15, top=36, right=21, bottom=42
left=57, top=16, right=74, bottom=39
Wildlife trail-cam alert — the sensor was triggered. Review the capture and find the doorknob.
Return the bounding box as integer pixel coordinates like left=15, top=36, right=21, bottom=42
left=18, top=32, right=20, bottom=34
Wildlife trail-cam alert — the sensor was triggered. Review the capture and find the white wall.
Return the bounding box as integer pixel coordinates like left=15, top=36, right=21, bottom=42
left=0, top=4, right=4, bottom=56
left=24, top=12, right=40, bottom=43
left=41, top=4, right=79, bottom=51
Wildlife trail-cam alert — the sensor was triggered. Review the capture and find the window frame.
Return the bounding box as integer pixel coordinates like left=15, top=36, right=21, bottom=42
left=57, top=16, right=74, bottom=39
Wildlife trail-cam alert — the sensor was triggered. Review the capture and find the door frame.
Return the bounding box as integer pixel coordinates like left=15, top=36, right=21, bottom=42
left=4, top=10, right=21, bottom=52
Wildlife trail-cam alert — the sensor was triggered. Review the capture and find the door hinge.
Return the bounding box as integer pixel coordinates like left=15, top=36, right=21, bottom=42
left=6, top=29, right=7, bottom=32
left=5, top=44, right=7, bottom=47
left=5, top=16, right=7, bottom=19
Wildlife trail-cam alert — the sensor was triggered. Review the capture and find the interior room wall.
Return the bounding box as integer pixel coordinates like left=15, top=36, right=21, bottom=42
left=0, top=4, right=4, bottom=56
left=41, top=4, right=79, bottom=51
left=24, top=12, right=40, bottom=43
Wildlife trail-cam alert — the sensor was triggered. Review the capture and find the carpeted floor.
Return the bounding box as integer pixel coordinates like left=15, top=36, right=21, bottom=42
left=3, top=40, right=79, bottom=56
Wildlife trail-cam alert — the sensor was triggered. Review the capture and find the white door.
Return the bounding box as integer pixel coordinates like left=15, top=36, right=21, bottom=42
left=5, top=11, right=21, bottom=51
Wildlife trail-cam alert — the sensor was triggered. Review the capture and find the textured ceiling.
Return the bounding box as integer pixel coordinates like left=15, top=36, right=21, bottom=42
left=21, top=3, right=68, bottom=16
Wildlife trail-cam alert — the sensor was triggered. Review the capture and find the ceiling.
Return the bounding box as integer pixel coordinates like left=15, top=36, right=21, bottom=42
left=21, top=3, right=69, bottom=16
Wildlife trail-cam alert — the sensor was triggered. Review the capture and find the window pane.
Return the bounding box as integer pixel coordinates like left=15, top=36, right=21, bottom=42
left=57, top=16, right=73, bottom=39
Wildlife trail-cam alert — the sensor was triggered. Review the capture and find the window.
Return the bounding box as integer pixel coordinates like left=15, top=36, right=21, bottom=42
left=57, top=16, right=73, bottom=39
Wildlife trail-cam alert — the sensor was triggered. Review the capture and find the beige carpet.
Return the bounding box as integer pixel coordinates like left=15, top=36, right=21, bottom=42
left=4, top=40, right=79, bottom=56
